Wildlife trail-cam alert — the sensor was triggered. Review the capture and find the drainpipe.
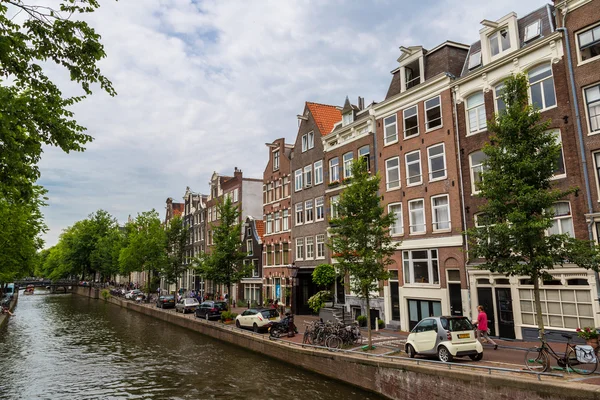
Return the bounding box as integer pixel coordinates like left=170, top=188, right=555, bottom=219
left=557, top=11, right=600, bottom=300
left=369, top=108, right=378, bottom=173
left=452, top=85, right=472, bottom=318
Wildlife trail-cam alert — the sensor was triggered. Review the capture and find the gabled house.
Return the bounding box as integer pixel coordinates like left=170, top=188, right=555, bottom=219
left=239, top=216, right=265, bottom=306
left=182, top=187, right=208, bottom=295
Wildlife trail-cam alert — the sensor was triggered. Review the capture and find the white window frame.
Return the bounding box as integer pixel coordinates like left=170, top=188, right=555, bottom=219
left=424, top=95, right=442, bottom=131
left=431, top=194, right=451, bottom=232
left=383, top=114, right=398, bottom=145
left=469, top=151, right=487, bottom=194
left=548, top=129, right=566, bottom=180
left=246, top=239, right=253, bottom=255
left=315, top=196, right=324, bottom=221
left=296, top=238, right=304, bottom=261
left=308, top=131, right=314, bottom=149
left=304, top=165, right=312, bottom=188
left=427, top=143, right=446, bottom=182
left=314, top=160, right=323, bottom=185
left=316, top=234, right=325, bottom=259
left=385, top=157, right=401, bottom=190
left=524, top=20, right=541, bottom=42
left=359, top=146, right=370, bottom=170
left=294, top=169, right=303, bottom=192
left=388, top=203, right=403, bottom=236
left=405, top=150, right=422, bottom=186
left=466, top=92, right=487, bottom=134
left=494, top=82, right=506, bottom=114
left=274, top=211, right=281, bottom=233
left=403, top=105, right=419, bottom=139
left=330, top=195, right=340, bottom=219
left=342, top=113, right=353, bottom=126
left=402, top=249, right=440, bottom=285
left=295, top=202, right=303, bottom=226
left=302, top=134, right=308, bottom=152
left=408, top=198, right=426, bottom=234
left=528, top=63, right=556, bottom=111
left=343, top=152, right=353, bottom=179
left=467, top=51, right=481, bottom=70
left=584, top=83, right=600, bottom=135
left=576, top=22, right=600, bottom=65
left=305, top=236, right=314, bottom=259
left=329, top=157, right=339, bottom=183
left=305, top=199, right=314, bottom=223
left=489, top=27, right=511, bottom=58
left=546, top=202, right=574, bottom=238
left=273, top=150, right=280, bottom=171
left=282, top=209, right=289, bottom=231
left=233, top=188, right=239, bottom=203
left=266, top=214, right=273, bottom=234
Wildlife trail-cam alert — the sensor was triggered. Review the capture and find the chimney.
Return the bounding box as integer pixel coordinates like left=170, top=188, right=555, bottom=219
left=358, top=96, right=364, bottom=110
left=234, top=167, right=243, bottom=179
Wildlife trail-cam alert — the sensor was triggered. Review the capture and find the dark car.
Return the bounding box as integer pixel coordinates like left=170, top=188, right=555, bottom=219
left=156, top=295, right=176, bottom=309
left=195, top=301, right=228, bottom=320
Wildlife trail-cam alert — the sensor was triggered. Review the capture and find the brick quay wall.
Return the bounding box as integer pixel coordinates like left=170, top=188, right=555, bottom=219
left=74, top=286, right=600, bottom=400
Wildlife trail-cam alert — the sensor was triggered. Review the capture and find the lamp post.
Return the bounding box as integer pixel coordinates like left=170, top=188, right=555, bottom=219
left=287, top=263, right=299, bottom=314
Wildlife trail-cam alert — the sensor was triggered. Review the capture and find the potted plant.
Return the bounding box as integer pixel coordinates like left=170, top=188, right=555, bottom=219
left=307, top=290, right=332, bottom=313
left=576, top=327, right=599, bottom=346
left=220, top=311, right=238, bottom=324
left=357, top=315, right=367, bottom=327
left=377, top=318, right=385, bottom=330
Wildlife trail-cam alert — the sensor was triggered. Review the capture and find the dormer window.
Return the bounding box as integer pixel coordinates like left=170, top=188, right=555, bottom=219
left=524, top=20, right=541, bottom=42
left=405, top=60, right=421, bottom=89
left=468, top=51, right=481, bottom=70
left=489, top=28, right=510, bottom=57
left=342, top=112, right=353, bottom=126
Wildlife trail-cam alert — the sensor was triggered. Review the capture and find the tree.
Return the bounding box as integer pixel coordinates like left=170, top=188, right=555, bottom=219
left=91, top=226, right=125, bottom=282
left=0, top=0, right=115, bottom=203
left=467, top=73, right=600, bottom=337
left=307, top=263, right=336, bottom=313
left=329, top=158, right=396, bottom=349
left=197, top=197, right=249, bottom=307
left=161, top=215, right=190, bottom=297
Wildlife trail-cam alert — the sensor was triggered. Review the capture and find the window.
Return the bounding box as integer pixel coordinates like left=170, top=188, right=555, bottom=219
left=295, top=203, right=303, bottom=225
left=330, top=195, right=340, bottom=219
left=489, top=28, right=510, bottom=57
left=409, top=199, right=426, bottom=234
left=266, top=245, right=273, bottom=266
left=274, top=180, right=281, bottom=200
left=266, top=214, right=273, bottom=234
left=431, top=195, right=450, bottom=231
left=494, top=82, right=506, bottom=114
left=403, top=249, right=439, bottom=285
left=425, top=96, right=442, bottom=130
left=547, top=202, right=574, bottom=237
left=403, top=105, right=419, bottom=138
left=524, top=20, right=541, bottom=42
left=294, top=169, right=302, bottom=192
left=578, top=23, right=600, bottom=62
left=529, top=63, right=556, bottom=111
left=308, top=131, right=314, bottom=149
left=549, top=130, right=566, bottom=178
left=305, top=199, right=314, bottom=223
left=296, top=238, right=304, bottom=260
left=274, top=211, right=281, bottom=233
left=304, top=165, right=312, bottom=187
left=405, top=61, right=421, bottom=89
left=246, top=239, right=253, bottom=255
left=283, top=177, right=290, bottom=197
left=389, top=203, right=403, bottom=236
left=316, top=234, right=325, bottom=258
left=329, top=157, right=339, bottom=182
left=282, top=209, right=289, bottom=231
left=468, top=51, right=481, bottom=70
left=273, top=150, right=280, bottom=171
left=385, top=157, right=400, bottom=190
left=427, top=143, right=446, bottom=181
left=405, top=150, right=422, bottom=186
left=283, top=242, right=289, bottom=264
left=469, top=151, right=487, bottom=193
left=306, top=237, right=314, bottom=259
left=343, top=152, right=353, bottom=179
left=466, top=92, right=486, bottom=133
left=585, top=84, right=600, bottom=133
left=315, top=197, right=324, bottom=221
left=342, top=112, right=353, bottom=126
left=384, top=114, right=398, bottom=145
left=314, top=160, right=323, bottom=185
left=359, top=146, right=370, bottom=170
left=519, top=286, right=594, bottom=329
left=302, top=134, right=308, bottom=152
left=233, top=188, right=239, bottom=203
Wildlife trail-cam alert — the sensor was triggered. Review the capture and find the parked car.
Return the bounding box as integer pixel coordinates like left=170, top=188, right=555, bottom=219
left=235, top=308, right=280, bottom=332
left=405, top=316, right=483, bottom=363
left=195, top=301, right=228, bottom=320
left=175, top=298, right=200, bottom=314
left=156, top=295, right=176, bottom=309
left=125, top=289, right=143, bottom=300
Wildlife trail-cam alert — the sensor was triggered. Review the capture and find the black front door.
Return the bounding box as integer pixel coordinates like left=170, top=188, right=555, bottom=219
left=335, top=275, right=345, bottom=304
left=448, top=283, right=463, bottom=316
left=476, top=287, right=495, bottom=336
left=495, top=288, right=515, bottom=339
left=390, top=281, right=400, bottom=321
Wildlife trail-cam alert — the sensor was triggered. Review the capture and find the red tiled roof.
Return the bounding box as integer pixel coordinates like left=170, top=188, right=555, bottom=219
left=173, top=203, right=184, bottom=217
left=306, top=102, right=341, bottom=136
left=255, top=220, right=265, bottom=240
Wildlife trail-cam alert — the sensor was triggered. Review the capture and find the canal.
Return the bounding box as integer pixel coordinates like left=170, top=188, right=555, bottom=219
left=0, top=291, right=383, bottom=399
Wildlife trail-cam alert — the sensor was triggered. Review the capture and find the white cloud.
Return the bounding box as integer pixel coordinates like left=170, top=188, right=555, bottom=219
left=37, top=0, right=545, bottom=246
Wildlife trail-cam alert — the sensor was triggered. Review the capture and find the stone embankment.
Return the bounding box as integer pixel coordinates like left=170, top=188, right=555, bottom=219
left=74, top=286, right=600, bottom=400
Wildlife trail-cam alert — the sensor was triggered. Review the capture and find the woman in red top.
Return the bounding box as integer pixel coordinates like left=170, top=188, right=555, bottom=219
left=475, top=305, right=498, bottom=350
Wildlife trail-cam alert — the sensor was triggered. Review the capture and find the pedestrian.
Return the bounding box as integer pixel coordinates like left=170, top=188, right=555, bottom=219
left=1, top=305, right=13, bottom=316
left=474, top=305, right=497, bottom=350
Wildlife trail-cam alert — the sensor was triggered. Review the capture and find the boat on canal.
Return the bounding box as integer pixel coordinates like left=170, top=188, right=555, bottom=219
left=23, top=285, right=34, bottom=295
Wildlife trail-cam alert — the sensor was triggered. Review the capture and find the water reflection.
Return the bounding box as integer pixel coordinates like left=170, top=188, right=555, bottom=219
left=0, top=292, right=382, bottom=399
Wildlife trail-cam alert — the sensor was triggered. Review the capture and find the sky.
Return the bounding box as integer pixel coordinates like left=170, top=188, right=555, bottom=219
left=34, top=0, right=548, bottom=247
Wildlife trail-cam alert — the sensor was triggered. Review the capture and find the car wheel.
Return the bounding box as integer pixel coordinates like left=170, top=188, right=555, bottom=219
left=469, top=352, right=483, bottom=361
left=236, top=320, right=241, bottom=328
left=406, top=344, right=416, bottom=358
left=253, top=323, right=259, bottom=333
left=438, top=346, right=453, bottom=363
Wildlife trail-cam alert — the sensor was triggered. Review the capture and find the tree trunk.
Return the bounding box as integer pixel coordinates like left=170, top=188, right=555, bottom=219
left=365, top=290, right=372, bottom=350
left=532, top=270, right=545, bottom=339
left=227, top=281, right=232, bottom=309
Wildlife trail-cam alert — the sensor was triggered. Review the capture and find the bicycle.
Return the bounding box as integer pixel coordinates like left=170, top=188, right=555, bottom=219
left=524, top=330, right=598, bottom=375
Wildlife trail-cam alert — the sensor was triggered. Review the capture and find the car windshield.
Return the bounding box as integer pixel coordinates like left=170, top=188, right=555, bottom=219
left=214, top=302, right=227, bottom=310
left=441, top=317, right=473, bottom=332
left=260, top=310, right=279, bottom=318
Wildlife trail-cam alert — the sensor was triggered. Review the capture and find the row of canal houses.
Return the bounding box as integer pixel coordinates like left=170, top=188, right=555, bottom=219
left=164, top=0, right=600, bottom=341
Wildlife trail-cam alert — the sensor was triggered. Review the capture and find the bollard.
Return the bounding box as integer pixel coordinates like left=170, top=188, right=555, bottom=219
left=247, top=300, right=250, bottom=309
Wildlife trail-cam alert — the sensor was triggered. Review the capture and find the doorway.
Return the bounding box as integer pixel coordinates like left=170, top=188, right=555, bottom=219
left=448, top=284, right=463, bottom=316
left=335, top=275, right=345, bottom=304
left=495, top=287, right=515, bottom=339
left=476, top=287, right=495, bottom=336
left=407, top=299, right=442, bottom=331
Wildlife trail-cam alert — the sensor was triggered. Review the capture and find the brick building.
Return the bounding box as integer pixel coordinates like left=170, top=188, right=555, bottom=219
left=291, top=102, right=341, bottom=314
left=181, top=187, right=208, bottom=295
left=239, top=216, right=264, bottom=306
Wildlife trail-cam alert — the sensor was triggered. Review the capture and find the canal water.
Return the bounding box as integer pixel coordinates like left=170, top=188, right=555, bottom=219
left=0, top=291, right=383, bottom=400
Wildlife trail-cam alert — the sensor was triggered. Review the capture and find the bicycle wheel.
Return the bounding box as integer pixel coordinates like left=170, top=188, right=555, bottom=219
left=524, top=347, right=549, bottom=372
left=567, top=347, right=598, bottom=375
left=303, top=330, right=312, bottom=345
left=326, top=335, right=342, bottom=350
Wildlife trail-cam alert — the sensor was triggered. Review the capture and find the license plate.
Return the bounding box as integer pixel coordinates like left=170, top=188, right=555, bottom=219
left=269, top=317, right=277, bottom=321
left=457, top=333, right=470, bottom=339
